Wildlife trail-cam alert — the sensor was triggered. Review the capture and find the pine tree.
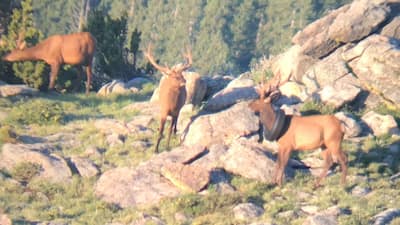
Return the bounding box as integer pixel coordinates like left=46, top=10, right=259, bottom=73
left=2, top=0, right=48, bottom=89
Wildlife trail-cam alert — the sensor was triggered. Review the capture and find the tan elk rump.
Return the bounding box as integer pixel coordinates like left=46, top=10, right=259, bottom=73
left=2, top=32, right=96, bottom=94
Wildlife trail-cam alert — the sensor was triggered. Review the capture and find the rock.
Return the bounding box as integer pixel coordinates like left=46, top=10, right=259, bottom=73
left=183, top=71, right=207, bottom=106
left=316, top=83, right=361, bottom=109
left=351, top=185, right=372, bottom=197
left=95, top=145, right=206, bottom=207
left=161, top=162, right=210, bottom=193
left=371, top=208, right=400, bottom=225
left=303, top=214, right=337, bottom=225
left=303, top=206, right=345, bottom=225
left=301, top=205, right=320, bottom=215
left=328, top=0, right=389, bottom=43
left=131, top=213, right=166, bottom=225
left=221, top=139, right=291, bottom=184
left=233, top=203, right=264, bottom=220
left=271, top=45, right=317, bottom=82
left=334, top=112, right=362, bottom=138
left=106, top=133, right=125, bottom=146
left=70, top=156, right=99, bottom=178
left=380, top=16, right=400, bottom=39
left=97, top=80, right=131, bottom=96
left=0, top=84, right=39, bottom=97
left=183, top=102, right=259, bottom=147
left=343, top=35, right=400, bottom=107
left=278, top=81, right=309, bottom=104
left=123, top=101, right=160, bottom=117
left=191, top=144, right=229, bottom=171
left=0, top=143, right=72, bottom=183
left=94, top=118, right=130, bottom=135
left=361, top=111, right=400, bottom=136
left=302, top=45, right=359, bottom=93
left=202, top=75, right=234, bottom=100
left=292, top=4, right=349, bottom=58
left=203, top=76, right=257, bottom=112
left=95, top=167, right=181, bottom=208
left=125, top=77, right=152, bottom=89
left=0, top=212, right=11, bottom=225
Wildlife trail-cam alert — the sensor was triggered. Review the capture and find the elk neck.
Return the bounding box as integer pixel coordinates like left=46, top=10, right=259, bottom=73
left=258, top=103, right=277, bottom=131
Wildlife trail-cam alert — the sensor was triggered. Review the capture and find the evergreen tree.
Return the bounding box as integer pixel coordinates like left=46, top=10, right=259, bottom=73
left=229, top=0, right=260, bottom=73
left=2, top=0, right=48, bottom=89
left=86, top=8, right=130, bottom=80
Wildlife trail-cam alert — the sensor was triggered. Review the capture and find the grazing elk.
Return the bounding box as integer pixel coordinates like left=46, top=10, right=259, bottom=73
left=2, top=32, right=96, bottom=94
left=249, top=80, right=347, bottom=188
left=144, top=44, right=192, bottom=153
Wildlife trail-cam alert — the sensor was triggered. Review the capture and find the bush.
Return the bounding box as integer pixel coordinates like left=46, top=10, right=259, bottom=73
left=8, top=100, right=65, bottom=125
left=11, top=162, right=41, bottom=184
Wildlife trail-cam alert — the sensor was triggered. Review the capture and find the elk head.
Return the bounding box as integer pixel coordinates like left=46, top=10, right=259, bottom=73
left=2, top=31, right=27, bottom=61
left=144, top=44, right=192, bottom=87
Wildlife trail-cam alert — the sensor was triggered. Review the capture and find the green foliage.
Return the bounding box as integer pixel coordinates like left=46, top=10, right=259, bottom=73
left=24, top=0, right=352, bottom=76
left=85, top=8, right=131, bottom=80
left=0, top=124, right=18, bottom=144
left=300, top=100, right=336, bottom=115
left=10, top=162, right=41, bottom=184
left=1, top=0, right=48, bottom=89
left=8, top=99, right=65, bottom=125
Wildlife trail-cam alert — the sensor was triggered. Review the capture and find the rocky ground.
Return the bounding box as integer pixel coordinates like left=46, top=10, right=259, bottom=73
left=0, top=0, right=400, bottom=224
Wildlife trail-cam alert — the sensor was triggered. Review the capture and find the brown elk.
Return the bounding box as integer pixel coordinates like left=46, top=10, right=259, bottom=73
left=248, top=80, right=347, bottom=188
left=144, top=44, right=192, bottom=153
left=2, top=32, right=96, bottom=94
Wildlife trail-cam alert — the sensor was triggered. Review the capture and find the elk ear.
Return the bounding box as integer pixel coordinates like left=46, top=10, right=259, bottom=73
left=18, top=41, right=27, bottom=50
left=263, top=97, right=272, bottom=104
left=248, top=100, right=260, bottom=112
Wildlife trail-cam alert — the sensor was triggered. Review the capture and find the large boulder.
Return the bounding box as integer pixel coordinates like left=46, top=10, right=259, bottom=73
left=342, top=35, right=400, bottom=107
left=0, top=143, right=72, bottom=183
left=95, top=145, right=207, bottom=207
left=203, top=76, right=257, bottom=112
left=221, top=139, right=288, bottom=184
left=183, top=102, right=259, bottom=147
left=0, top=84, right=39, bottom=97
left=293, top=0, right=390, bottom=58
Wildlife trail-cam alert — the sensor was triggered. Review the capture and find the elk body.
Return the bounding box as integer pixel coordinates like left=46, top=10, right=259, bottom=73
left=249, top=83, right=347, bottom=188
left=2, top=32, right=96, bottom=94
left=144, top=45, right=192, bottom=153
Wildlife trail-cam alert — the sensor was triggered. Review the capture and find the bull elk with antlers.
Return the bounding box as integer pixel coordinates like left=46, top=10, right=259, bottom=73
left=249, top=78, right=347, bottom=188
left=144, top=44, right=192, bottom=153
left=2, top=32, right=96, bottom=94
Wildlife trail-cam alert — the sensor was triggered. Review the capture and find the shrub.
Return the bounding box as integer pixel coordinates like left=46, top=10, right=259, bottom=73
left=11, top=162, right=41, bottom=184
left=8, top=100, right=65, bottom=125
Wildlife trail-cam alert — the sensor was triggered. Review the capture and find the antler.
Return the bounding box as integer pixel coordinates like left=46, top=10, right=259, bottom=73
left=144, top=44, right=170, bottom=75
left=179, top=46, right=192, bottom=71
left=16, top=31, right=27, bottom=50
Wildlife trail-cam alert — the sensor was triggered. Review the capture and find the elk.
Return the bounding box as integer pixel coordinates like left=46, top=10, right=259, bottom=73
left=144, top=44, right=192, bottom=153
left=2, top=32, right=96, bottom=94
left=248, top=79, right=347, bottom=188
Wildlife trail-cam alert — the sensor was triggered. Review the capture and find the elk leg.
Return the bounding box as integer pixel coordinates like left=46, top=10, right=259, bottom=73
left=49, top=63, right=60, bottom=91
left=327, top=141, right=348, bottom=186
left=155, top=117, right=166, bottom=153
left=74, top=66, right=83, bottom=92
left=337, top=150, right=348, bottom=185
left=85, top=65, right=92, bottom=95
left=167, top=116, right=177, bottom=149
left=315, top=149, right=333, bottom=188
left=274, top=147, right=291, bottom=186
